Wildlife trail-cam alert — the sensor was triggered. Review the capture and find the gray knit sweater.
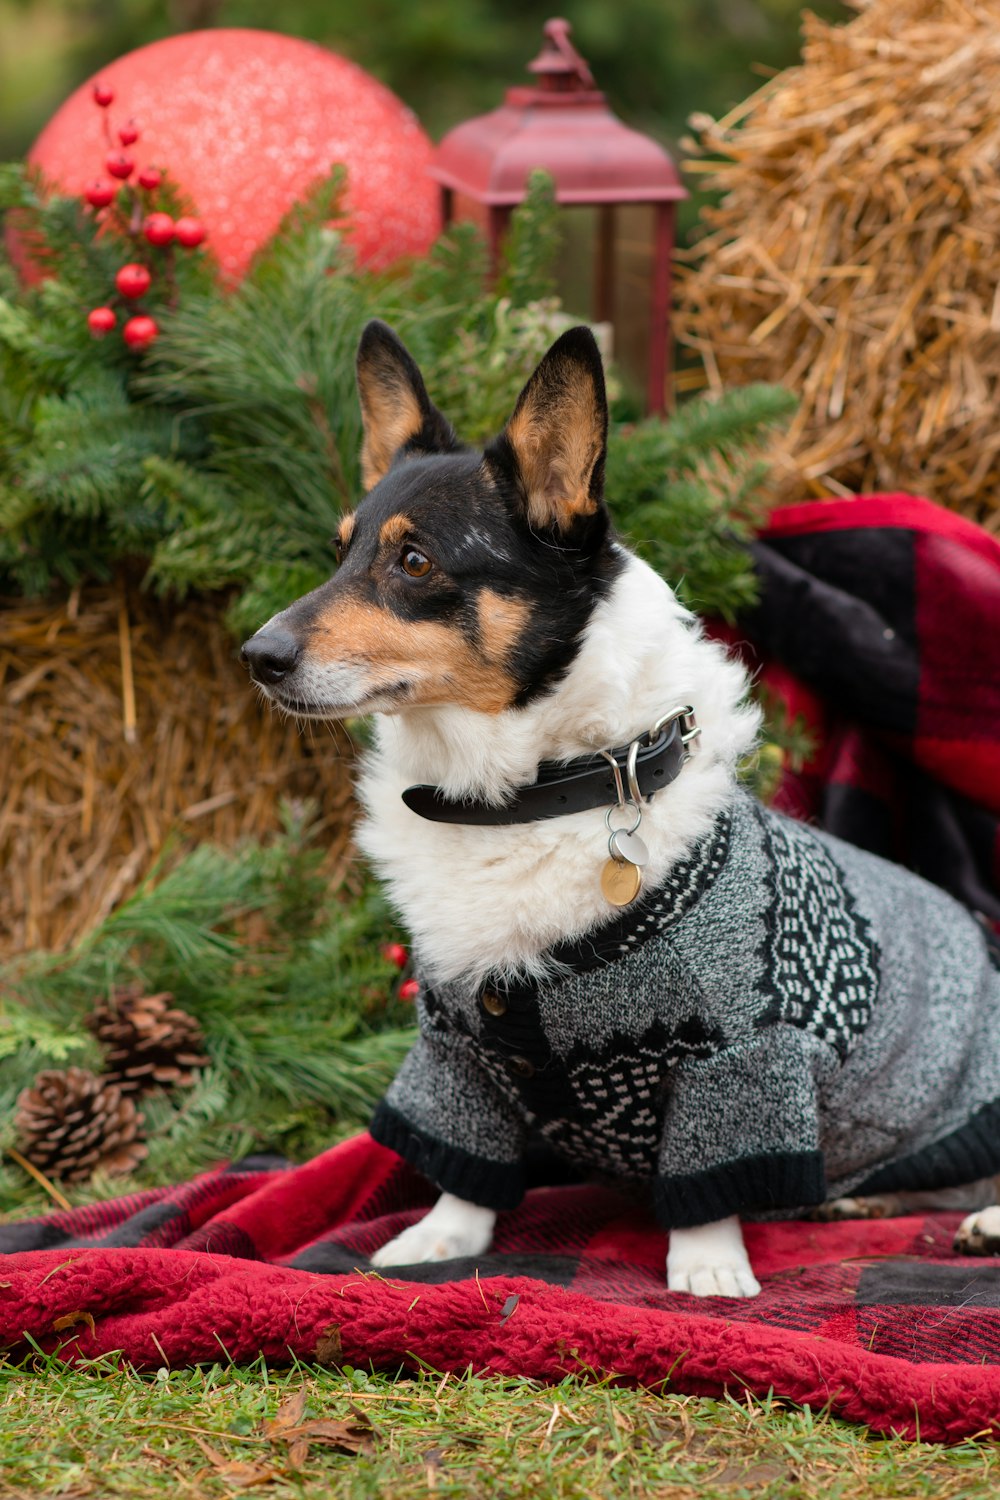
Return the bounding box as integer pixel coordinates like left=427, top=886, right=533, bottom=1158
left=370, top=790, right=1000, bottom=1228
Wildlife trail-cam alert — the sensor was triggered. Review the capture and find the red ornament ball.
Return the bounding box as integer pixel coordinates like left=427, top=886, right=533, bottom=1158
left=122, top=315, right=158, bottom=348
left=106, top=152, right=134, bottom=180
left=84, top=179, right=116, bottom=209
left=398, top=979, right=421, bottom=1002
left=382, top=942, right=409, bottom=970
left=115, top=263, right=151, bottom=299
left=87, top=306, right=117, bottom=336
left=93, top=82, right=114, bottom=108
left=137, top=166, right=162, bottom=192
left=143, top=212, right=175, bottom=246
left=29, top=29, right=440, bottom=282
left=174, top=216, right=206, bottom=249
left=118, top=121, right=140, bottom=146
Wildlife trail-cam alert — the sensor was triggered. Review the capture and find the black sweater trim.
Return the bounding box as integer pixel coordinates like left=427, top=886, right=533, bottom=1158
left=654, top=1150, right=827, bottom=1229
left=853, top=1098, right=1000, bottom=1196
left=369, top=1101, right=525, bottom=1211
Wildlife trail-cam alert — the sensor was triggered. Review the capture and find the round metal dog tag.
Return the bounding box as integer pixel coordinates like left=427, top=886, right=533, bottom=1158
left=609, top=829, right=649, bottom=867
left=601, top=857, right=642, bottom=907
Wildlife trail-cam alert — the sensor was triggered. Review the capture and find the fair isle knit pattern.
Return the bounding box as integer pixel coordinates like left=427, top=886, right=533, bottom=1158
left=371, top=790, right=1000, bottom=1229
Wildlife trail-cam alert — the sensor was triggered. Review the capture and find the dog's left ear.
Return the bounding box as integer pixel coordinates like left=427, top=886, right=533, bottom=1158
left=485, top=326, right=608, bottom=532
left=356, top=320, right=459, bottom=490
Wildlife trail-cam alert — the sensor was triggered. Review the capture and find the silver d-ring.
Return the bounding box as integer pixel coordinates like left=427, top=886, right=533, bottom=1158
left=626, top=738, right=643, bottom=805
left=598, top=749, right=627, bottom=808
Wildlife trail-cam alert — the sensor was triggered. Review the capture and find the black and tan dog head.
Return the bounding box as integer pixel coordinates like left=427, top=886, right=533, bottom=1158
left=240, top=319, right=622, bottom=719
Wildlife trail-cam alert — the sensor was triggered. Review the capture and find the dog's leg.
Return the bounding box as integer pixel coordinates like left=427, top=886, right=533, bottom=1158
left=666, top=1214, right=761, bottom=1297
left=370, top=1192, right=496, bottom=1267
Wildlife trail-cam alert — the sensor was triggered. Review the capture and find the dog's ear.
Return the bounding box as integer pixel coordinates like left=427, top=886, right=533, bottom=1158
left=356, top=320, right=459, bottom=490
left=485, top=326, right=608, bottom=533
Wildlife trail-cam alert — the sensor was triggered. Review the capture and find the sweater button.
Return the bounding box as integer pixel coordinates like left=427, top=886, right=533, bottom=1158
left=509, top=1055, right=535, bottom=1079
left=481, top=989, right=507, bottom=1017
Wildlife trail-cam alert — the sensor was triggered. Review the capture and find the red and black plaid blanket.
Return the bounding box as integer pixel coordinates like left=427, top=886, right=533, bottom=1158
left=742, top=493, right=1000, bottom=929
left=4, top=1134, right=1000, bottom=1441
left=2, top=492, right=999, bottom=1440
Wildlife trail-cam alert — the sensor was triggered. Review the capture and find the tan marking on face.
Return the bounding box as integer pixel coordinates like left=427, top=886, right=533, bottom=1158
left=308, top=596, right=518, bottom=714
left=378, top=514, right=413, bottom=549
left=506, top=374, right=602, bottom=531
left=357, top=366, right=424, bottom=491
left=337, top=512, right=356, bottom=551
left=477, top=589, right=529, bottom=664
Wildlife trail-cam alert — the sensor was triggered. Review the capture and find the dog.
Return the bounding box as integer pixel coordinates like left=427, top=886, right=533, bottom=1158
left=241, top=319, right=1000, bottom=1297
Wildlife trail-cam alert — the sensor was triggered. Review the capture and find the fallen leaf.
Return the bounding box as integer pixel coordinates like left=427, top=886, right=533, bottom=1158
left=286, top=1438, right=310, bottom=1470
left=499, top=1294, right=519, bottom=1323
left=262, top=1387, right=307, bottom=1437
left=280, top=1413, right=376, bottom=1456
left=194, top=1436, right=280, bottom=1488
left=313, top=1323, right=343, bottom=1365
left=53, top=1310, right=96, bottom=1335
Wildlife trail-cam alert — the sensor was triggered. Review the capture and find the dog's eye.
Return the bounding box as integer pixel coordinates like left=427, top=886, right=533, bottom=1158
left=401, top=549, right=432, bottom=578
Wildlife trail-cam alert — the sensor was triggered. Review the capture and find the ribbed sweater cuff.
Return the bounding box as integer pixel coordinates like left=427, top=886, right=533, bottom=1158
left=855, top=1099, right=1000, bottom=1196
left=654, top=1150, right=827, bottom=1229
left=370, top=1101, right=525, bottom=1212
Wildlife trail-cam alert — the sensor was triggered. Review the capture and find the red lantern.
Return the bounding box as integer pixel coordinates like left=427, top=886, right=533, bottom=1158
left=431, top=19, right=687, bottom=413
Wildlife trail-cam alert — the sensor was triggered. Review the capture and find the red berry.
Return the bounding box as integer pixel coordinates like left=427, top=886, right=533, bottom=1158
left=122, top=315, right=159, bottom=349
left=106, top=152, right=134, bottom=181
left=382, top=942, right=409, bottom=969
left=143, top=213, right=175, bottom=247
left=118, top=120, right=139, bottom=146
left=174, top=216, right=206, bottom=249
left=398, top=978, right=421, bottom=1002
left=93, top=82, right=114, bottom=108
left=84, top=179, right=116, bottom=209
left=115, top=263, right=152, bottom=299
left=87, top=306, right=117, bottom=337
left=137, top=167, right=162, bottom=192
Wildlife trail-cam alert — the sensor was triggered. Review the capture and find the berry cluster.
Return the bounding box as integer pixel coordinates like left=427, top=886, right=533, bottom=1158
left=382, top=942, right=420, bottom=1001
left=83, top=80, right=207, bottom=350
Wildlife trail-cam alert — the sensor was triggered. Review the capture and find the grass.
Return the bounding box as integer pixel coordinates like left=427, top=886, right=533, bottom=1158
left=2, top=1357, right=1000, bottom=1499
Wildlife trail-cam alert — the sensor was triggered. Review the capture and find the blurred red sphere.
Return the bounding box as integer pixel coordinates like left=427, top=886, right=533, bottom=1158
left=137, top=166, right=161, bottom=191
left=143, top=212, right=175, bottom=246
left=106, top=152, right=134, bottom=180
left=87, top=306, right=117, bottom=336
left=398, top=979, right=421, bottom=1002
left=118, top=121, right=139, bottom=146
left=29, top=29, right=440, bottom=282
left=382, top=942, right=409, bottom=969
left=173, top=216, right=206, bottom=249
left=84, top=179, right=115, bottom=208
left=92, top=82, right=114, bottom=108
left=115, top=262, right=151, bottom=298
left=123, top=315, right=158, bottom=348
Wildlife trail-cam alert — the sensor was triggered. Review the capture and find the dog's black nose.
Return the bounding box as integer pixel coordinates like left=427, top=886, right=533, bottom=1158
left=240, top=628, right=302, bottom=685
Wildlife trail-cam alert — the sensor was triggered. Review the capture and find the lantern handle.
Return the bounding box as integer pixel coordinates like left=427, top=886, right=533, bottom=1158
left=527, top=18, right=595, bottom=90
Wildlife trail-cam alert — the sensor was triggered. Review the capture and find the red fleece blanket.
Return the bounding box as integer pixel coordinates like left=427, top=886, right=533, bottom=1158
left=4, top=1133, right=1000, bottom=1442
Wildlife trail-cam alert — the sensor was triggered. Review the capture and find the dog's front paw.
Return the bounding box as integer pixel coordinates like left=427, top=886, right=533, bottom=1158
left=667, top=1260, right=761, bottom=1298
left=666, top=1215, right=761, bottom=1298
left=955, top=1205, right=1000, bottom=1256
left=370, top=1193, right=496, bottom=1267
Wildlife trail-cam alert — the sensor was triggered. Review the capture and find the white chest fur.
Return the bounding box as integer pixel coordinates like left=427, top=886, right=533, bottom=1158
left=356, top=553, right=759, bottom=987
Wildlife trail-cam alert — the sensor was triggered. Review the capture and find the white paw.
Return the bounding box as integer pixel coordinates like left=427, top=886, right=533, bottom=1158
left=955, top=1205, right=1000, bottom=1256
left=370, top=1193, right=495, bottom=1267
left=667, top=1260, right=761, bottom=1298
left=666, top=1215, right=761, bottom=1297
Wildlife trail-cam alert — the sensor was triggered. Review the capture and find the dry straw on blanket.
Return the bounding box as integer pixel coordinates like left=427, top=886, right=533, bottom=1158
left=0, top=585, right=356, bottom=957
left=677, top=0, right=1000, bottom=526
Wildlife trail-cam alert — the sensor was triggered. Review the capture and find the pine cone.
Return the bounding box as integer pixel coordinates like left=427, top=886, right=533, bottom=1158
left=86, top=986, right=208, bottom=1095
left=14, top=1067, right=147, bottom=1183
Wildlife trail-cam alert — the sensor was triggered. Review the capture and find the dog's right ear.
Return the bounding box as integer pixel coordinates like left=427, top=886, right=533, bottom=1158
left=356, top=320, right=459, bottom=490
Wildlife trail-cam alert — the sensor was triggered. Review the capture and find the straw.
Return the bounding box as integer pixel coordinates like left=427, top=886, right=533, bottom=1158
left=676, top=0, right=1000, bottom=526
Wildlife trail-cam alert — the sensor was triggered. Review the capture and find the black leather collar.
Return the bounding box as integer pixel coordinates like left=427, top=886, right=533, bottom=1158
left=401, top=714, right=690, bottom=826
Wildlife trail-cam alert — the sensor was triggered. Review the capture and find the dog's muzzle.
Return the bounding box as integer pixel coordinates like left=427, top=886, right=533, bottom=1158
left=240, top=627, right=302, bottom=686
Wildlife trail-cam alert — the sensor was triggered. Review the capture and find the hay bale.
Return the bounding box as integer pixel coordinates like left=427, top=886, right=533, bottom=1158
left=0, top=585, right=356, bottom=957
left=677, top=0, right=1000, bottom=526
